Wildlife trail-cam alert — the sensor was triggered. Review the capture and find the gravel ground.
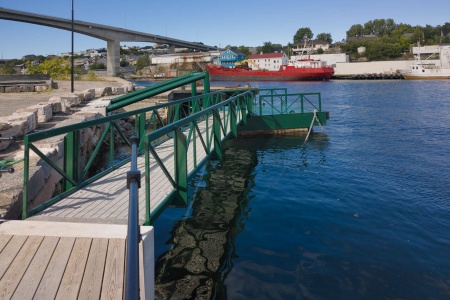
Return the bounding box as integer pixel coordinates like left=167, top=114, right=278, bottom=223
left=0, top=79, right=125, bottom=117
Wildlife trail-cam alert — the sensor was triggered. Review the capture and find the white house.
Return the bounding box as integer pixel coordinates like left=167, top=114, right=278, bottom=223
left=292, top=40, right=330, bottom=55
left=248, top=52, right=288, bottom=70
left=150, top=52, right=214, bottom=64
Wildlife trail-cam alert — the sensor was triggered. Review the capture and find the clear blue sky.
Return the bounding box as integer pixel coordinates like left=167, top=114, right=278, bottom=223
left=1, top=0, right=449, bottom=59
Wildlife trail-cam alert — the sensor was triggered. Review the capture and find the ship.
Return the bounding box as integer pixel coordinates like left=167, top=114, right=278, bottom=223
left=401, top=43, right=450, bottom=79
left=208, top=48, right=335, bottom=81
left=206, top=59, right=334, bottom=81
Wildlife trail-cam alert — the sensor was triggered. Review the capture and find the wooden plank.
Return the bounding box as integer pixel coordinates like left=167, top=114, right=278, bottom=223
left=0, top=234, right=12, bottom=253
left=0, top=235, right=43, bottom=299
left=78, top=238, right=108, bottom=300
left=100, top=238, right=125, bottom=300
left=32, top=237, right=76, bottom=300
left=0, top=235, right=27, bottom=281
left=55, top=237, right=92, bottom=300
left=11, top=236, right=59, bottom=300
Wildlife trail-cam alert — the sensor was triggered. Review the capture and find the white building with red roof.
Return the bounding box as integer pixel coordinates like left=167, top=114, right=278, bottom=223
left=248, top=52, right=288, bottom=70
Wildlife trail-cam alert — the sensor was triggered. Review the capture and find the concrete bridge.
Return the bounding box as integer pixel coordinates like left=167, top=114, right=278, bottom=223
left=0, top=7, right=218, bottom=75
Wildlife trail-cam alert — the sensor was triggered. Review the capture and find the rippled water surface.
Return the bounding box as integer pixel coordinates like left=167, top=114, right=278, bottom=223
left=145, top=80, right=450, bottom=299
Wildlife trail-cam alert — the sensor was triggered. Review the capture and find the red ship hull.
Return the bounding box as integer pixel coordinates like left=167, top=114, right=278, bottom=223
left=206, top=65, right=334, bottom=81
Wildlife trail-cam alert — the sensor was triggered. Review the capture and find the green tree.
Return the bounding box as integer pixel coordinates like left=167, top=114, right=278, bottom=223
left=316, top=33, right=333, bottom=44
left=237, top=46, right=251, bottom=58
left=25, top=57, right=71, bottom=79
left=89, top=62, right=106, bottom=70
left=136, top=55, right=150, bottom=71
left=120, top=60, right=130, bottom=67
left=0, top=66, right=16, bottom=74
left=258, top=42, right=275, bottom=54
left=346, top=24, right=364, bottom=37
left=294, top=27, right=313, bottom=43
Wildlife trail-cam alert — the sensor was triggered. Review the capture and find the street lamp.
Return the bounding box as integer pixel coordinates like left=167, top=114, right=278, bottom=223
left=71, top=0, right=74, bottom=93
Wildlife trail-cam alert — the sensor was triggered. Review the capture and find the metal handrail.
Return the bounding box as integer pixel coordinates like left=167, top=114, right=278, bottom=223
left=257, top=92, right=322, bottom=115
left=22, top=90, right=227, bottom=219
left=125, top=135, right=141, bottom=299
left=143, top=90, right=255, bottom=224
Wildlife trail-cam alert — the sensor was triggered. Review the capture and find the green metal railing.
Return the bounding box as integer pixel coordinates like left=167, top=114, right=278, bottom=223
left=143, top=90, right=254, bottom=225
left=22, top=89, right=228, bottom=220
left=255, top=92, right=322, bottom=116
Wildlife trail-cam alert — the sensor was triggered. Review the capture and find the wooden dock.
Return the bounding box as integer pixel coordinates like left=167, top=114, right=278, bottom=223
left=0, top=111, right=234, bottom=299
left=27, top=113, right=221, bottom=225
left=0, top=221, right=154, bottom=299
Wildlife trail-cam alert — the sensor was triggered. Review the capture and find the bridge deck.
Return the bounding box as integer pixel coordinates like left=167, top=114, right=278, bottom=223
left=29, top=112, right=226, bottom=225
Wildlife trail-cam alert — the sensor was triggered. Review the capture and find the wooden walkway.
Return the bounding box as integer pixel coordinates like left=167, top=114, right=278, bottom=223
left=0, top=221, right=153, bottom=300
left=28, top=112, right=229, bottom=225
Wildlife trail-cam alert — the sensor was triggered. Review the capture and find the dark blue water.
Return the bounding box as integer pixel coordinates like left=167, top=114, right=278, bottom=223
left=143, top=79, right=450, bottom=299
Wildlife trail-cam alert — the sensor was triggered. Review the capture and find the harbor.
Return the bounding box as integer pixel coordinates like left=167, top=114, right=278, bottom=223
left=1, top=2, right=450, bottom=299
left=0, top=74, right=328, bottom=299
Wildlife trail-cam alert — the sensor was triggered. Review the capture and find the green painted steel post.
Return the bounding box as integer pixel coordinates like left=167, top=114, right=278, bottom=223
left=259, top=95, right=262, bottom=116
left=191, top=81, right=197, bottom=97
left=204, top=72, right=210, bottom=94
left=213, top=110, right=222, bottom=160
left=136, top=112, right=146, bottom=151
left=109, top=122, right=114, bottom=168
left=193, top=123, right=197, bottom=167
left=63, top=130, right=79, bottom=190
left=240, top=98, right=247, bottom=125
left=230, top=102, right=237, bottom=138
left=301, top=95, right=304, bottom=113
left=174, top=128, right=188, bottom=204
left=248, top=94, right=254, bottom=115
left=145, top=135, right=151, bottom=225
left=22, top=136, right=30, bottom=220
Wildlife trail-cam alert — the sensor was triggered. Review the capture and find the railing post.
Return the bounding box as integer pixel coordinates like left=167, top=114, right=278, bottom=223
left=109, top=122, right=115, bottom=168
left=301, top=95, right=304, bottom=113
left=145, top=135, right=151, bottom=226
left=22, top=135, right=30, bottom=220
left=125, top=135, right=141, bottom=299
left=213, top=110, right=222, bottom=160
left=240, top=98, right=247, bottom=125
left=191, top=81, right=197, bottom=97
left=247, top=93, right=254, bottom=115
left=135, top=112, right=146, bottom=151
left=230, top=102, right=237, bottom=138
left=203, top=72, right=210, bottom=94
left=63, top=130, right=80, bottom=190
left=174, top=128, right=188, bottom=204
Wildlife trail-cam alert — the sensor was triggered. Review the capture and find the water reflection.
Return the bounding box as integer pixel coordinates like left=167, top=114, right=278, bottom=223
left=155, top=147, right=257, bottom=299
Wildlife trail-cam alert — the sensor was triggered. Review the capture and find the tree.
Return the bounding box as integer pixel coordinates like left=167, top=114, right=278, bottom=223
left=347, top=24, right=364, bottom=37
left=0, top=66, right=16, bottom=75
left=237, top=46, right=251, bottom=58
left=25, top=57, right=71, bottom=79
left=294, top=27, right=313, bottom=43
left=316, top=33, right=333, bottom=44
left=363, top=18, right=397, bottom=36
left=258, top=42, right=275, bottom=54
left=89, top=62, right=106, bottom=70
left=136, top=55, right=150, bottom=71
left=120, top=60, right=130, bottom=67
